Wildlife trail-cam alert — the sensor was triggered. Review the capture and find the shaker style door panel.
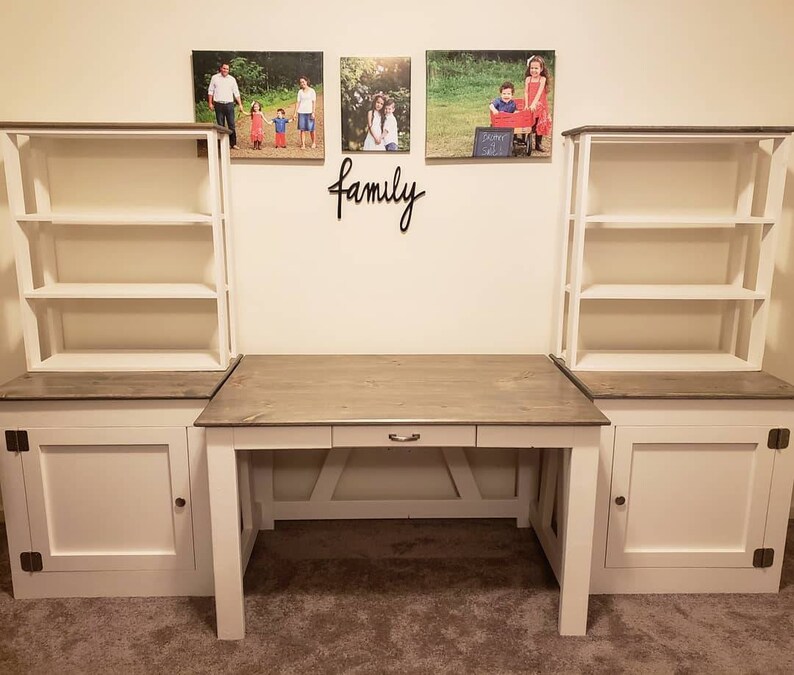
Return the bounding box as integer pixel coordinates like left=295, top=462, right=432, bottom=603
left=21, top=427, right=195, bottom=572
left=607, top=426, right=775, bottom=568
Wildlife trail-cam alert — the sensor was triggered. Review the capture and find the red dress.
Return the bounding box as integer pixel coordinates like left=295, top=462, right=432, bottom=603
left=525, top=78, right=552, bottom=136
left=250, top=113, right=265, bottom=143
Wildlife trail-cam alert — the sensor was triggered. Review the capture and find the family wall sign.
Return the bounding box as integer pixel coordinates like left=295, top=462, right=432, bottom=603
left=327, top=158, right=427, bottom=233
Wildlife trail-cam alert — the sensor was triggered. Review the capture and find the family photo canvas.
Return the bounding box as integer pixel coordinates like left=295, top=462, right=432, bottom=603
left=191, top=51, right=324, bottom=159
left=340, top=57, right=411, bottom=153
left=426, top=50, right=555, bottom=159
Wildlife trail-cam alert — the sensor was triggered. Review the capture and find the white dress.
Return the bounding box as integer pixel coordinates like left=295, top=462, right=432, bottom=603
left=363, top=110, right=385, bottom=151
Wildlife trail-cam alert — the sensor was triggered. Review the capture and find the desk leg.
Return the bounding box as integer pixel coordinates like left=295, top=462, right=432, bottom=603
left=207, top=427, right=245, bottom=640
left=558, top=430, right=599, bottom=636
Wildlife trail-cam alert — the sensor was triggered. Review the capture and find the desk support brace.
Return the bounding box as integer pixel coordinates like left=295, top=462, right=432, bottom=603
left=207, top=427, right=246, bottom=640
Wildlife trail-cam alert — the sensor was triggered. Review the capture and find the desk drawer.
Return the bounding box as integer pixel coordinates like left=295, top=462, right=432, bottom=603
left=332, top=425, right=475, bottom=448
left=233, top=426, right=332, bottom=449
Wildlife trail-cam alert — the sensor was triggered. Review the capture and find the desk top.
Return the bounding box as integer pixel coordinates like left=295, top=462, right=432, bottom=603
left=194, top=355, right=609, bottom=427
left=551, top=357, right=794, bottom=400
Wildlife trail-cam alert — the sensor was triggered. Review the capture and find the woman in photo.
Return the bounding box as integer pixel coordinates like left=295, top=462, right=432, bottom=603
left=363, top=93, right=386, bottom=151
left=294, top=75, right=317, bottom=149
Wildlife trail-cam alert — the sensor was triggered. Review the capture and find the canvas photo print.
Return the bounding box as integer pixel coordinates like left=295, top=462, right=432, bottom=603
left=192, top=51, right=324, bottom=159
left=340, top=57, right=411, bottom=153
left=426, top=50, right=555, bottom=159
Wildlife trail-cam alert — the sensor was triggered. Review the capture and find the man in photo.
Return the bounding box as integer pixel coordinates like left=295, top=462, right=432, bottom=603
left=208, top=63, right=244, bottom=149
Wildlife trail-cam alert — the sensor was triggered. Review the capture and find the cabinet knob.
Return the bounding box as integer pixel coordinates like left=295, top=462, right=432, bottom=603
left=614, top=496, right=626, bottom=506
left=175, top=497, right=186, bottom=508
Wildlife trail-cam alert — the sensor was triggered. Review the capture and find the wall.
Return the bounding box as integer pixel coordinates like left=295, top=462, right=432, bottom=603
left=1, top=0, right=793, bottom=377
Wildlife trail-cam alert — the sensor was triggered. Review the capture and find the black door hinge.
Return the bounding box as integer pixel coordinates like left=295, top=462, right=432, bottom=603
left=20, top=552, right=43, bottom=572
left=767, top=428, right=790, bottom=450
left=5, top=430, right=29, bottom=452
left=753, top=548, right=774, bottom=568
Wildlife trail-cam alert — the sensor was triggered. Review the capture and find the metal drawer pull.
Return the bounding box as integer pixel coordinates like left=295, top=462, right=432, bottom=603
left=388, top=433, right=421, bottom=442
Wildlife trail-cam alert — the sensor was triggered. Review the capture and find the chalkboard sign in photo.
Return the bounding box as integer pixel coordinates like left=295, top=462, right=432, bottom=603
left=472, top=127, right=514, bottom=157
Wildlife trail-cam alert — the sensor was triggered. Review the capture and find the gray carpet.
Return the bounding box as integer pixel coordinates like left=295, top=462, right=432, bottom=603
left=0, top=519, right=792, bottom=674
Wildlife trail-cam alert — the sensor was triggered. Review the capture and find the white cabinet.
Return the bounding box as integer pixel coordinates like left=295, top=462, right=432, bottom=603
left=553, top=363, right=794, bottom=594
left=16, top=426, right=195, bottom=572
left=555, top=126, right=794, bottom=371
left=606, top=425, right=777, bottom=569
left=0, top=368, right=227, bottom=598
left=0, top=122, right=236, bottom=372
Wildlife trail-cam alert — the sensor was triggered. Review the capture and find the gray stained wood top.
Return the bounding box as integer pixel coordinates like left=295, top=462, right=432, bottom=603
left=194, top=355, right=609, bottom=427
left=0, top=357, right=241, bottom=400
left=0, top=122, right=231, bottom=133
left=550, top=357, right=794, bottom=400
left=561, top=125, right=794, bottom=137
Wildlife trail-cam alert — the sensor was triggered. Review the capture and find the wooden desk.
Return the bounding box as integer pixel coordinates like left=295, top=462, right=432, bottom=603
left=195, top=355, right=609, bottom=639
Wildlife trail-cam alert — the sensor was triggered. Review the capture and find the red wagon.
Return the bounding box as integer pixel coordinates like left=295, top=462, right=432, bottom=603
left=489, top=98, right=537, bottom=156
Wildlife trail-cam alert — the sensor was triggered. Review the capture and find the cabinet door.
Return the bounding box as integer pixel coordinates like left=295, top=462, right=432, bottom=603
left=607, top=426, right=775, bottom=568
left=21, top=427, right=195, bottom=572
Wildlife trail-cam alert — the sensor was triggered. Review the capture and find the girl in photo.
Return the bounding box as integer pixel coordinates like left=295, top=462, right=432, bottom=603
left=523, top=55, right=552, bottom=153
left=363, top=94, right=386, bottom=151
left=245, top=101, right=267, bottom=150
left=382, top=98, right=398, bottom=151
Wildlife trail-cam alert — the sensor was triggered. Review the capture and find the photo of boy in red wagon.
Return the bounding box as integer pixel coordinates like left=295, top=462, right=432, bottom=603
left=489, top=55, right=553, bottom=156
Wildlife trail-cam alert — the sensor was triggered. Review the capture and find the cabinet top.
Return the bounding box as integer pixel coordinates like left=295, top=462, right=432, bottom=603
left=0, top=358, right=240, bottom=400
left=0, top=122, right=231, bottom=133
left=551, top=357, right=794, bottom=400
left=561, top=125, right=794, bottom=137
left=195, top=354, right=610, bottom=427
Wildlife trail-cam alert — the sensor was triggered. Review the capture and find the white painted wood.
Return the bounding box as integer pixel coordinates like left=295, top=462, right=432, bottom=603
left=0, top=430, right=34, bottom=587
left=587, top=132, right=790, bottom=144
left=590, top=566, right=783, bottom=595
left=607, top=426, right=775, bottom=568
left=186, top=426, right=215, bottom=591
left=747, top=136, right=791, bottom=367
left=583, top=214, right=772, bottom=225
left=31, top=350, right=223, bottom=372
left=332, top=425, right=476, bottom=448
left=253, top=450, right=275, bottom=530
left=233, top=426, right=332, bottom=450
left=218, top=131, right=237, bottom=358
left=559, top=129, right=793, bottom=371
left=273, top=498, right=521, bottom=520
left=558, top=437, right=599, bottom=636
left=1, top=133, right=43, bottom=370
left=539, top=450, right=559, bottom=531
left=577, top=284, right=764, bottom=301
left=573, top=351, right=755, bottom=372
left=207, top=129, right=231, bottom=369
left=15, top=212, right=213, bottom=224
left=565, top=134, right=592, bottom=368
left=441, top=447, right=481, bottom=500
left=477, top=426, right=577, bottom=449
left=30, top=144, right=65, bottom=361
left=21, top=427, right=195, bottom=572
left=310, top=448, right=351, bottom=501
left=553, top=136, right=576, bottom=356
left=237, top=451, right=260, bottom=540
left=516, top=448, right=538, bottom=528
left=206, top=427, right=246, bottom=640
left=24, top=282, right=217, bottom=299
left=0, top=125, right=234, bottom=372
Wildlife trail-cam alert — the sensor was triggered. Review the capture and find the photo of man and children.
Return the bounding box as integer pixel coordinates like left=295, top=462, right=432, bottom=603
left=192, top=51, right=324, bottom=159
left=426, top=50, right=555, bottom=159
left=340, top=57, right=411, bottom=153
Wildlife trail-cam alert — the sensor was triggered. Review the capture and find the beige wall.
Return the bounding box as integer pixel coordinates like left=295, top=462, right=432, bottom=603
left=1, top=0, right=794, bottom=381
